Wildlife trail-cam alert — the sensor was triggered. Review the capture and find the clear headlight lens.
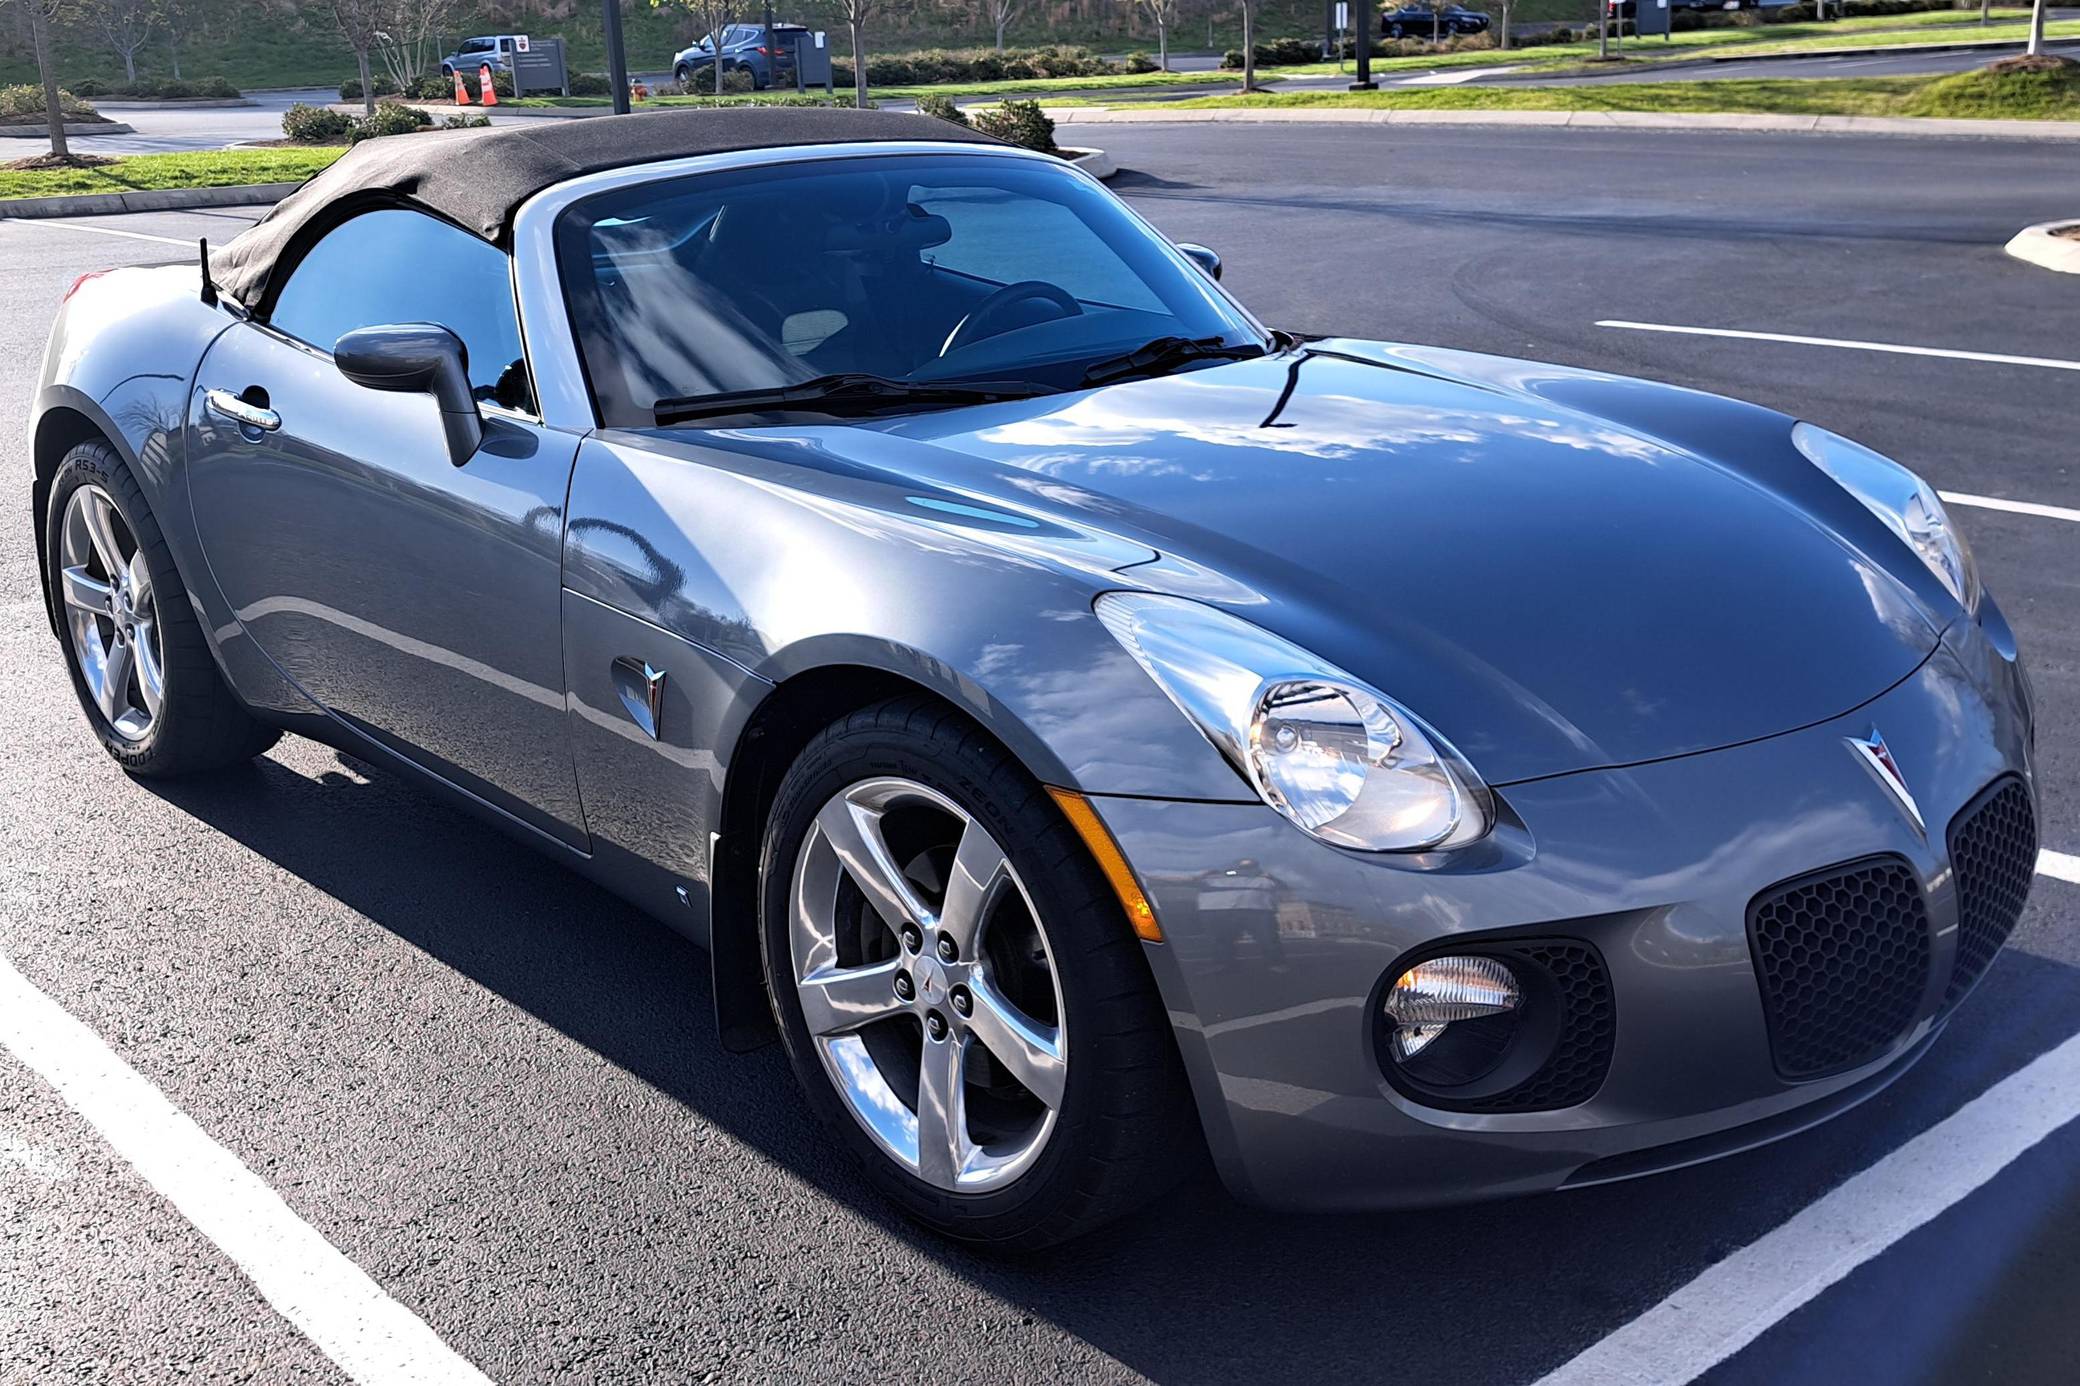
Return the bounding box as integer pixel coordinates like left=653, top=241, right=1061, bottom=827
left=1095, top=592, right=1494, bottom=852
left=1793, top=421, right=1978, bottom=610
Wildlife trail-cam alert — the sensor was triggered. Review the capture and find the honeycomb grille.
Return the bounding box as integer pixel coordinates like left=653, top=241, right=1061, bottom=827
left=1749, top=858, right=1931, bottom=1080
left=1458, top=942, right=1616, bottom=1113
left=1945, top=779, right=2036, bottom=1007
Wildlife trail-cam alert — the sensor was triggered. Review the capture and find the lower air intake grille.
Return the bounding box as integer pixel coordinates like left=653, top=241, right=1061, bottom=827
left=1945, top=778, right=2037, bottom=1007
left=1749, top=858, right=1930, bottom=1080
left=1458, top=942, right=1615, bottom=1113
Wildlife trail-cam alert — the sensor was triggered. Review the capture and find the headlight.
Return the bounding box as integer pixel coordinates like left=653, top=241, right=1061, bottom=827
left=1094, top=592, right=1493, bottom=851
left=1793, top=422, right=1977, bottom=610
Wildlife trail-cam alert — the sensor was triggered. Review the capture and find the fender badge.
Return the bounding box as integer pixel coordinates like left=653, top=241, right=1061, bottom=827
left=1847, top=728, right=1924, bottom=833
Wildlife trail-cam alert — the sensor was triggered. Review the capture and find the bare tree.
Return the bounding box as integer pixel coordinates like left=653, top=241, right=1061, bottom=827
left=80, top=0, right=156, bottom=83
left=1494, top=0, right=1510, bottom=50
left=1129, top=0, right=1181, bottom=70
left=373, top=0, right=457, bottom=93
left=822, top=0, right=908, bottom=109
left=329, top=0, right=386, bottom=113
left=980, top=0, right=1017, bottom=51
left=655, top=0, right=735, bottom=95
left=1238, top=0, right=1260, bottom=91
left=2, top=0, right=74, bottom=158
left=2026, top=0, right=2049, bottom=52
left=160, top=0, right=193, bottom=77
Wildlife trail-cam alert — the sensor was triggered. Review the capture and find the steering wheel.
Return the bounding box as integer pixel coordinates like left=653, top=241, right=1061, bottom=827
left=939, top=280, right=1083, bottom=357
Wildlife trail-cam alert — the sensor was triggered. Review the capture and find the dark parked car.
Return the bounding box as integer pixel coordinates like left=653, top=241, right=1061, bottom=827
left=1383, top=4, right=1491, bottom=38
left=672, top=22, right=808, bottom=89
left=30, top=110, right=2037, bottom=1250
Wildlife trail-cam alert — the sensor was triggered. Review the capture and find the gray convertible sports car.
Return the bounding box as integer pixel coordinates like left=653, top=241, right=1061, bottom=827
left=31, top=110, right=2037, bottom=1248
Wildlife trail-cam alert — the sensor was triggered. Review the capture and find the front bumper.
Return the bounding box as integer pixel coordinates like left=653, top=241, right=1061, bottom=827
left=1095, top=613, right=2035, bottom=1210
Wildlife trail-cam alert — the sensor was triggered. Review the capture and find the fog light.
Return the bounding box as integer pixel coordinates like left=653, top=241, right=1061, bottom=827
left=1384, top=956, right=1521, bottom=1062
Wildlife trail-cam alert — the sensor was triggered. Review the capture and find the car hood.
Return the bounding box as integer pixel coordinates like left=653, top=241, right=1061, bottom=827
left=711, top=345, right=1942, bottom=785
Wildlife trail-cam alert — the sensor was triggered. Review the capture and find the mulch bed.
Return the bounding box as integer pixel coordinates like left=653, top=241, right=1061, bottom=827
left=3, top=152, right=119, bottom=171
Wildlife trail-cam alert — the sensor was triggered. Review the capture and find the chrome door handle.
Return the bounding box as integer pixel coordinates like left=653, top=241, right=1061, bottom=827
left=205, top=388, right=281, bottom=433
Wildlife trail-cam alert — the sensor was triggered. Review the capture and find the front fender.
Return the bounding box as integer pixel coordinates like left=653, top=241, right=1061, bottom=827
left=562, top=430, right=1250, bottom=803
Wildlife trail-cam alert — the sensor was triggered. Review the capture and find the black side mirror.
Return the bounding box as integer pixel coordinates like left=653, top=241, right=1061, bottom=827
left=334, top=323, right=483, bottom=467
left=1177, top=242, right=1222, bottom=281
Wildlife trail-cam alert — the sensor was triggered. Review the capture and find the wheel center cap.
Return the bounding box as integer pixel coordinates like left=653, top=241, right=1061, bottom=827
left=913, top=955, right=948, bottom=1006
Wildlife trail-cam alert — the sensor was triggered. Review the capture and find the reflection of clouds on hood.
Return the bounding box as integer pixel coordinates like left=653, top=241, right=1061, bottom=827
left=971, top=370, right=1675, bottom=475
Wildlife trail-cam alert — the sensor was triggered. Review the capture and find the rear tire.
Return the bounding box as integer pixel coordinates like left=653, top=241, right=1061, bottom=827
left=45, top=441, right=279, bottom=777
left=759, top=696, right=1193, bottom=1250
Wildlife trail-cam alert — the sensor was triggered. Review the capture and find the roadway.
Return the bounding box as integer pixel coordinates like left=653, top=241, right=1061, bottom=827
left=2, top=121, right=2078, bottom=1384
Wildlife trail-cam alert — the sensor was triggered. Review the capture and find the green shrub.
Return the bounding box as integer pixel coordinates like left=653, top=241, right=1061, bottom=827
left=567, top=72, right=613, bottom=96
left=69, top=76, right=241, bottom=99
left=348, top=99, right=433, bottom=143
left=282, top=101, right=355, bottom=142
left=1221, top=36, right=1322, bottom=68
left=831, top=44, right=1119, bottom=87
left=0, top=84, right=99, bottom=120
left=914, top=92, right=969, bottom=125
left=670, top=93, right=862, bottom=106
left=969, top=97, right=1056, bottom=152
left=719, top=67, right=756, bottom=93
left=339, top=74, right=400, bottom=101
left=441, top=112, right=492, bottom=129
left=1124, top=52, right=1159, bottom=73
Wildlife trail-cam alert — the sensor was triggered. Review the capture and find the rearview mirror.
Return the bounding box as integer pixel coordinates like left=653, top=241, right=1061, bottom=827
left=1176, top=243, right=1222, bottom=281
left=334, top=323, right=483, bottom=467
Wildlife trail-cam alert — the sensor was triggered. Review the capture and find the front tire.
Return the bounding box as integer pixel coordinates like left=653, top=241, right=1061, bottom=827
left=759, top=697, right=1191, bottom=1249
left=45, top=441, right=279, bottom=777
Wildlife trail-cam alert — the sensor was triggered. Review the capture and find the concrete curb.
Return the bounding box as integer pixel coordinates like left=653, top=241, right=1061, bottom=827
left=1064, top=146, right=1116, bottom=178
left=1043, top=105, right=2080, bottom=140
left=90, top=97, right=258, bottom=109
left=0, top=121, right=135, bottom=138
left=2005, top=218, right=2080, bottom=273
left=0, top=181, right=303, bottom=220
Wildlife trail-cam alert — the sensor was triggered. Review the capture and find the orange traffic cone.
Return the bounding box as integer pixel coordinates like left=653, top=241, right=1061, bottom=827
left=452, top=68, right=473, bottom=105
left=478, top=63, right=499, bottom=106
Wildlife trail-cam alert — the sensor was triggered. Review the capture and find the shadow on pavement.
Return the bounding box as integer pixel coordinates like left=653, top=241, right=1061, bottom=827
left=145, top=749, right=2080, bottom=1386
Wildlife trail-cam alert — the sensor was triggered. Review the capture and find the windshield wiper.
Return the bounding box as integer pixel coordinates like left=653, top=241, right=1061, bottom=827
left=1079, top=335, right=1268, bottom=388
left=653, top=373, right=1057, bottom=427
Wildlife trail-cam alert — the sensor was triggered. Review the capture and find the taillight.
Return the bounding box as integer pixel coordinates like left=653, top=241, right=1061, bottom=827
left=64, top=270, right=110, bottom=303
left=756, top=45, right=769, bottom=54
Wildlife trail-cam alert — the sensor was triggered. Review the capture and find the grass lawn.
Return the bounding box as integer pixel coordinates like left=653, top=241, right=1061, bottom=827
left=1142, top=60, right=2080, bottom=120
left=0, top=147, right=342, bottom=200
left=1264, top=10, right=2063, bottom=78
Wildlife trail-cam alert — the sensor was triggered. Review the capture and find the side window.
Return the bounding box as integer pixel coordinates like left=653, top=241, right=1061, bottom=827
left=270, top=207, right=532, bottom=412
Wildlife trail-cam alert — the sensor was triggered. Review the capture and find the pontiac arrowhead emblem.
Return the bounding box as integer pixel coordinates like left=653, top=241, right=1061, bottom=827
left=1847, top=728, right=1924, bottom=833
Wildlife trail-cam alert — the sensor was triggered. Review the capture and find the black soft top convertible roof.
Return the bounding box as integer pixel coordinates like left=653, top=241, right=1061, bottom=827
left=208, top=107, right=1004, bottom=313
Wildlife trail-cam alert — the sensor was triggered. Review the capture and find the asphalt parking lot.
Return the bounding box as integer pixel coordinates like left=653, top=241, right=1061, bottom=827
left=2, top=122, right=2078, bottom=1383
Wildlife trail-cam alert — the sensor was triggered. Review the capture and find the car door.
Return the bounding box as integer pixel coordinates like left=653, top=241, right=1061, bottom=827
left=186, top=207, right=589, bottom=849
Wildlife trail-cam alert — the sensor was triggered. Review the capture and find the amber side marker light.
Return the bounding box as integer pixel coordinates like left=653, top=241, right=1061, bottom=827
left=1046, top=787, right=1164, bottom=943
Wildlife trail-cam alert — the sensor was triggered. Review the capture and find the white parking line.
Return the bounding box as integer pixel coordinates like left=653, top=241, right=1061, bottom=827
left=0, top=951, right=492, bottom=1386
left=1533, top=1026, right=2080, bottom=1386
left=1596, top=320, right=2080, bottom=373
left=1941, top=491, right=2080, bottom=525
left=0, top=218, right=194, bottom=247
left=2041, top=849, right=2080, bottom=886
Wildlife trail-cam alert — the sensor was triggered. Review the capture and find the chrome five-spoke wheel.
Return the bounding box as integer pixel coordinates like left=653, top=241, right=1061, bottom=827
left=789, top=777, right=1067, bottom=1193
left=59, top=483, right=163, bottom=741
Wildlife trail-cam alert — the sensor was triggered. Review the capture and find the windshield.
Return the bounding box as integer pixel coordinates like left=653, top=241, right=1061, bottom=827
left=555, top=152, right=1265, bottom=427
